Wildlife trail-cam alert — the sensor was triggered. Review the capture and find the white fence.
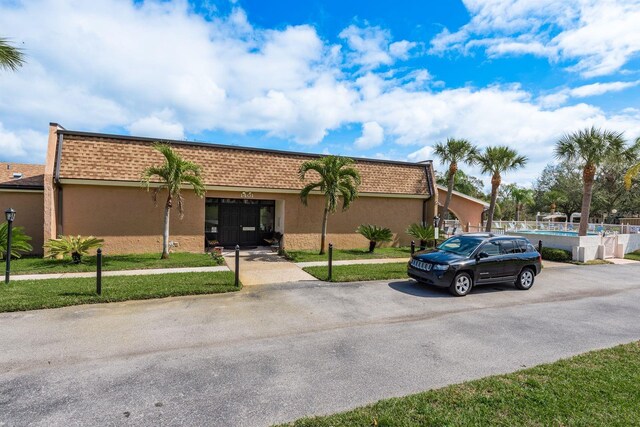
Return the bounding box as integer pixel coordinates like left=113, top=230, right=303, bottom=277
left=465, top=220, right=640, bottom=235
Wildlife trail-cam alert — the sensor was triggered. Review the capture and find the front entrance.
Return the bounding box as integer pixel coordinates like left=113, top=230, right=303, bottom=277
left=205, top=198, right=275, bottom=247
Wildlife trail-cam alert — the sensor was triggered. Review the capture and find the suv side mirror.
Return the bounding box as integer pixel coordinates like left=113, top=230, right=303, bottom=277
left=477, top=252, right=490, bottom=259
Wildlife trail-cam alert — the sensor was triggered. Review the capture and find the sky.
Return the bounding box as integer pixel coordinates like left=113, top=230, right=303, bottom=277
left=1, top=0, right=640, bottom=188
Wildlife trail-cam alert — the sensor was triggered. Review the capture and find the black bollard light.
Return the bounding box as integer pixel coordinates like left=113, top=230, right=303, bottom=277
left=4, top=208, right=16, bottom=284
left=328, top=243, right=333, bottom=282
left=235, top=245, right=240, bottom=287
left=538, top=240, right=543, bottom=254
left=96, top=248, right=102, bottom=295
left=411, top=240, right=415, bottom=255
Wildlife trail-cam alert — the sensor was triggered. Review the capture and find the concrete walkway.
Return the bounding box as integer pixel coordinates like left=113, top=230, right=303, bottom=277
left=296, top=257, right=410, bottom=268
left=10, top=266, right=230, bottom=281
left=607, top=257, right=638, bottom=265
left=224, top=248, right=317, bottom=286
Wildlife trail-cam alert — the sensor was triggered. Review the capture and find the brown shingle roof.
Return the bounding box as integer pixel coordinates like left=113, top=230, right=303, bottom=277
left=56, top=131, right=432, bottom=196
left=0, top=163, right=45, bottom=189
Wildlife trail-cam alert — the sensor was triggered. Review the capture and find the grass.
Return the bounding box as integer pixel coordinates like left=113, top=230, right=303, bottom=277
left=303, top=262, right=408, bottom=282
left=2, top=252, right=222, bottom=275
left=625, top=250, right=640, bottom=261
left=0, top=271, right=238, bottom=312
left=285, top=247, right=414, bottom=263
left=571, top=259, right=613, bottom=265
left=279, top=341, right=640, bottom=427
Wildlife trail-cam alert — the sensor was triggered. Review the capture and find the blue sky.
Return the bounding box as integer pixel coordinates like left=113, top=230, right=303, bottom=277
left=1, top=0, right=640, bottom=187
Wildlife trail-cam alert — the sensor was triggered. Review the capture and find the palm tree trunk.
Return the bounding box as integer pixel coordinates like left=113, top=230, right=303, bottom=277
left=579, top=166, right=596, bottom=236
left=319, top=205, right=329, bottom=255
left=515, top=203, right=520, bottom=222
left=485, top=175, right=500, bottom=232
left=161, top=196, right=172, bottom=259
left=440, top=169, right=455, bottom=229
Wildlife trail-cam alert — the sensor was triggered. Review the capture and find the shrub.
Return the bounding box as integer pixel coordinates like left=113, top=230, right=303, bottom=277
left=0, top=222, right=32, bottom=260
left=356, top=224, right=393, bottom=252
left=44, top=235, right=104, bottom=264
left=541, top=247, right=572, bottom=262
left=406, top=223, right=435, bottom=249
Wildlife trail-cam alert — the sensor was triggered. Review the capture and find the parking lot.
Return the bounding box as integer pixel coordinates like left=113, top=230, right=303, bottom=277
left=1, top=263, right=639, bottom=426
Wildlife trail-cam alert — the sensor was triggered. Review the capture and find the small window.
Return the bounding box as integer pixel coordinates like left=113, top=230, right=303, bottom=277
left=500, top=240, right=515, bottom=254
left=12, top=172, right=22, bottom=179
left=480, top=241, right=501, bottom=257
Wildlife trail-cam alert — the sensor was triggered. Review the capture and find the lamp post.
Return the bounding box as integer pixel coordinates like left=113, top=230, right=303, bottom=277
left=5, top=208, right=16, bottom=284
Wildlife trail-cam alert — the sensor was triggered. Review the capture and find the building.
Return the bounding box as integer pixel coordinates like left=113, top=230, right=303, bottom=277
left=1, top=123, right=488, bottom=255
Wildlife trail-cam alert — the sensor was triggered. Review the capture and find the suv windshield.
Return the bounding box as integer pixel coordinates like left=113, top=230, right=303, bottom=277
left=437, top=236, right=484, bottom=257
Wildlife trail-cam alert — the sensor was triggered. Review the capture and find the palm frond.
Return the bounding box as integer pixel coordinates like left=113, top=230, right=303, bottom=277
left=625, top=162, right=640, bottom=190
left=0, top=37, right=25, bottom=71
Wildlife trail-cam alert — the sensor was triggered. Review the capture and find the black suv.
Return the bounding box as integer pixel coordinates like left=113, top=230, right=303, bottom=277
left=407, top=233, right=542, bottom=297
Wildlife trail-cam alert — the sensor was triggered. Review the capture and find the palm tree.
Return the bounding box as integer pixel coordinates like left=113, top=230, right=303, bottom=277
left=555, top=127, right=633, bottom=236
left=299, top=156, right=361, bottom=254
left=0, top=37, right=25, bottom=71
left=475, top=146, right=528, bottom=232
left=142, top=143, right=205, bottom=259
left=433, top=138, right=478, bottom=228
left=624, top=137, right=640, bottom=190
left=509, top=186, right=534, bottom=222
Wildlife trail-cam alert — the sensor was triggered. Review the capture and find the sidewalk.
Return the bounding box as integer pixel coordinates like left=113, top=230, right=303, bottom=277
left=296, top=258, right=410, bottom=268
left=225, top=248, right=317, bottom=286
left=10, top=266, right=230, bottom=281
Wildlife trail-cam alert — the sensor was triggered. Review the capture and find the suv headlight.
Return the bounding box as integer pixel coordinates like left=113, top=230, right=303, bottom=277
left=432, top=264, right=449, bottom=271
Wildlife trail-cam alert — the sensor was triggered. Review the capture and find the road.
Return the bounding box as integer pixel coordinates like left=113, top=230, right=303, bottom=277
left=1, top=263, right=639, bottom=426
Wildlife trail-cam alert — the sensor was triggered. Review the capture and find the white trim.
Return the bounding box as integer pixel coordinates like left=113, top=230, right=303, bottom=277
left=0, top=188, right=44, bottom=193
left=436, top=184, right=490, bottom=208
left=58, top=178, right=431, bottom=199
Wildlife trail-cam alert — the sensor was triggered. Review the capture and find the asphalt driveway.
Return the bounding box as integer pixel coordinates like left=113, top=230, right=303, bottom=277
left=1, top=263, right=640, bottom=426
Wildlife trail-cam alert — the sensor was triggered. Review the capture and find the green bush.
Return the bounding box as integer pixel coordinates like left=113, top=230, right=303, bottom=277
left=0, top=222, right=32, bottom=260
left=44, top=235, right=104, bottom=264
left=356, top=224, right=393, bottom=252
left=541, top=247, right=572, bottom=262
left=406, top=223, right=435, bottom=248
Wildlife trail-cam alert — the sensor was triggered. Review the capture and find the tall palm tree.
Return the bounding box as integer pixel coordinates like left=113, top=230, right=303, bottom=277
left=0, top=37, right=25, bottom=71
left=555, top=127, right=632, bottom=236
left=624, top=137, right=640, bottom=190
left=475, top=146, right=528, bottom=232
left=433, top=138, right=478, bottom=228
left=299, top=156, right=361, bottom=254
left=509, top=186, right=534, bottom=221
left=142, top=143, right=205, bottom=259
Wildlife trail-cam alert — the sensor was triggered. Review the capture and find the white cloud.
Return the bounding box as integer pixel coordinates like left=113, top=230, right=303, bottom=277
left=539, top=80, right=640, bottom=107
left=128, top=110, right=185, bottom=140
left=354, top=121, right=384, bottom=149
left=0, top=0, right=639, bottom=188
left=339, top=24, right=416, bottom=70
left=431, top=0, right=640, bottom=77
left=0, top=122, right=48, bottom=164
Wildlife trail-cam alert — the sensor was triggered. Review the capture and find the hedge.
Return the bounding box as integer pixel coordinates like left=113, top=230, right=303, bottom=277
left=541, top=247, right=572, bottom=262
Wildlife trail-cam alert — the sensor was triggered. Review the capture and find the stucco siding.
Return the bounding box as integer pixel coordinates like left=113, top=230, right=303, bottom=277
left=437, top=187, right=486, bottom=230
left=61, top=185, right=205, bottom=254
left=57, top=185, right=429, bottom=254
left=0, top=191, right=45, bottom=255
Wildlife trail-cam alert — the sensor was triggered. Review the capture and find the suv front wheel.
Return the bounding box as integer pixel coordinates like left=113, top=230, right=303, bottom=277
left=515, top=267, right=535, bottom=290
left=450, top=272, right=473, bottom=297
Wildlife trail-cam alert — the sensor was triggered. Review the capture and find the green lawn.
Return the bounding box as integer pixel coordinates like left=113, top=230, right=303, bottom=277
left=279, top=341, right=640, bottom=427
left=2, top=252, right=222, bottom=275
left=0, top=271, right=238, bottom=312
left=286, top=247, right=413, bottom=263
left=303, top=262, right=408, bottom=282
left=625, top=250, right=640, bottom=261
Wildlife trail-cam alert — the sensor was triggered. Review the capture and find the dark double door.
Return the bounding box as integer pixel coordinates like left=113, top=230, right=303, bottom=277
left=218, top=204, right=260, bottom=247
